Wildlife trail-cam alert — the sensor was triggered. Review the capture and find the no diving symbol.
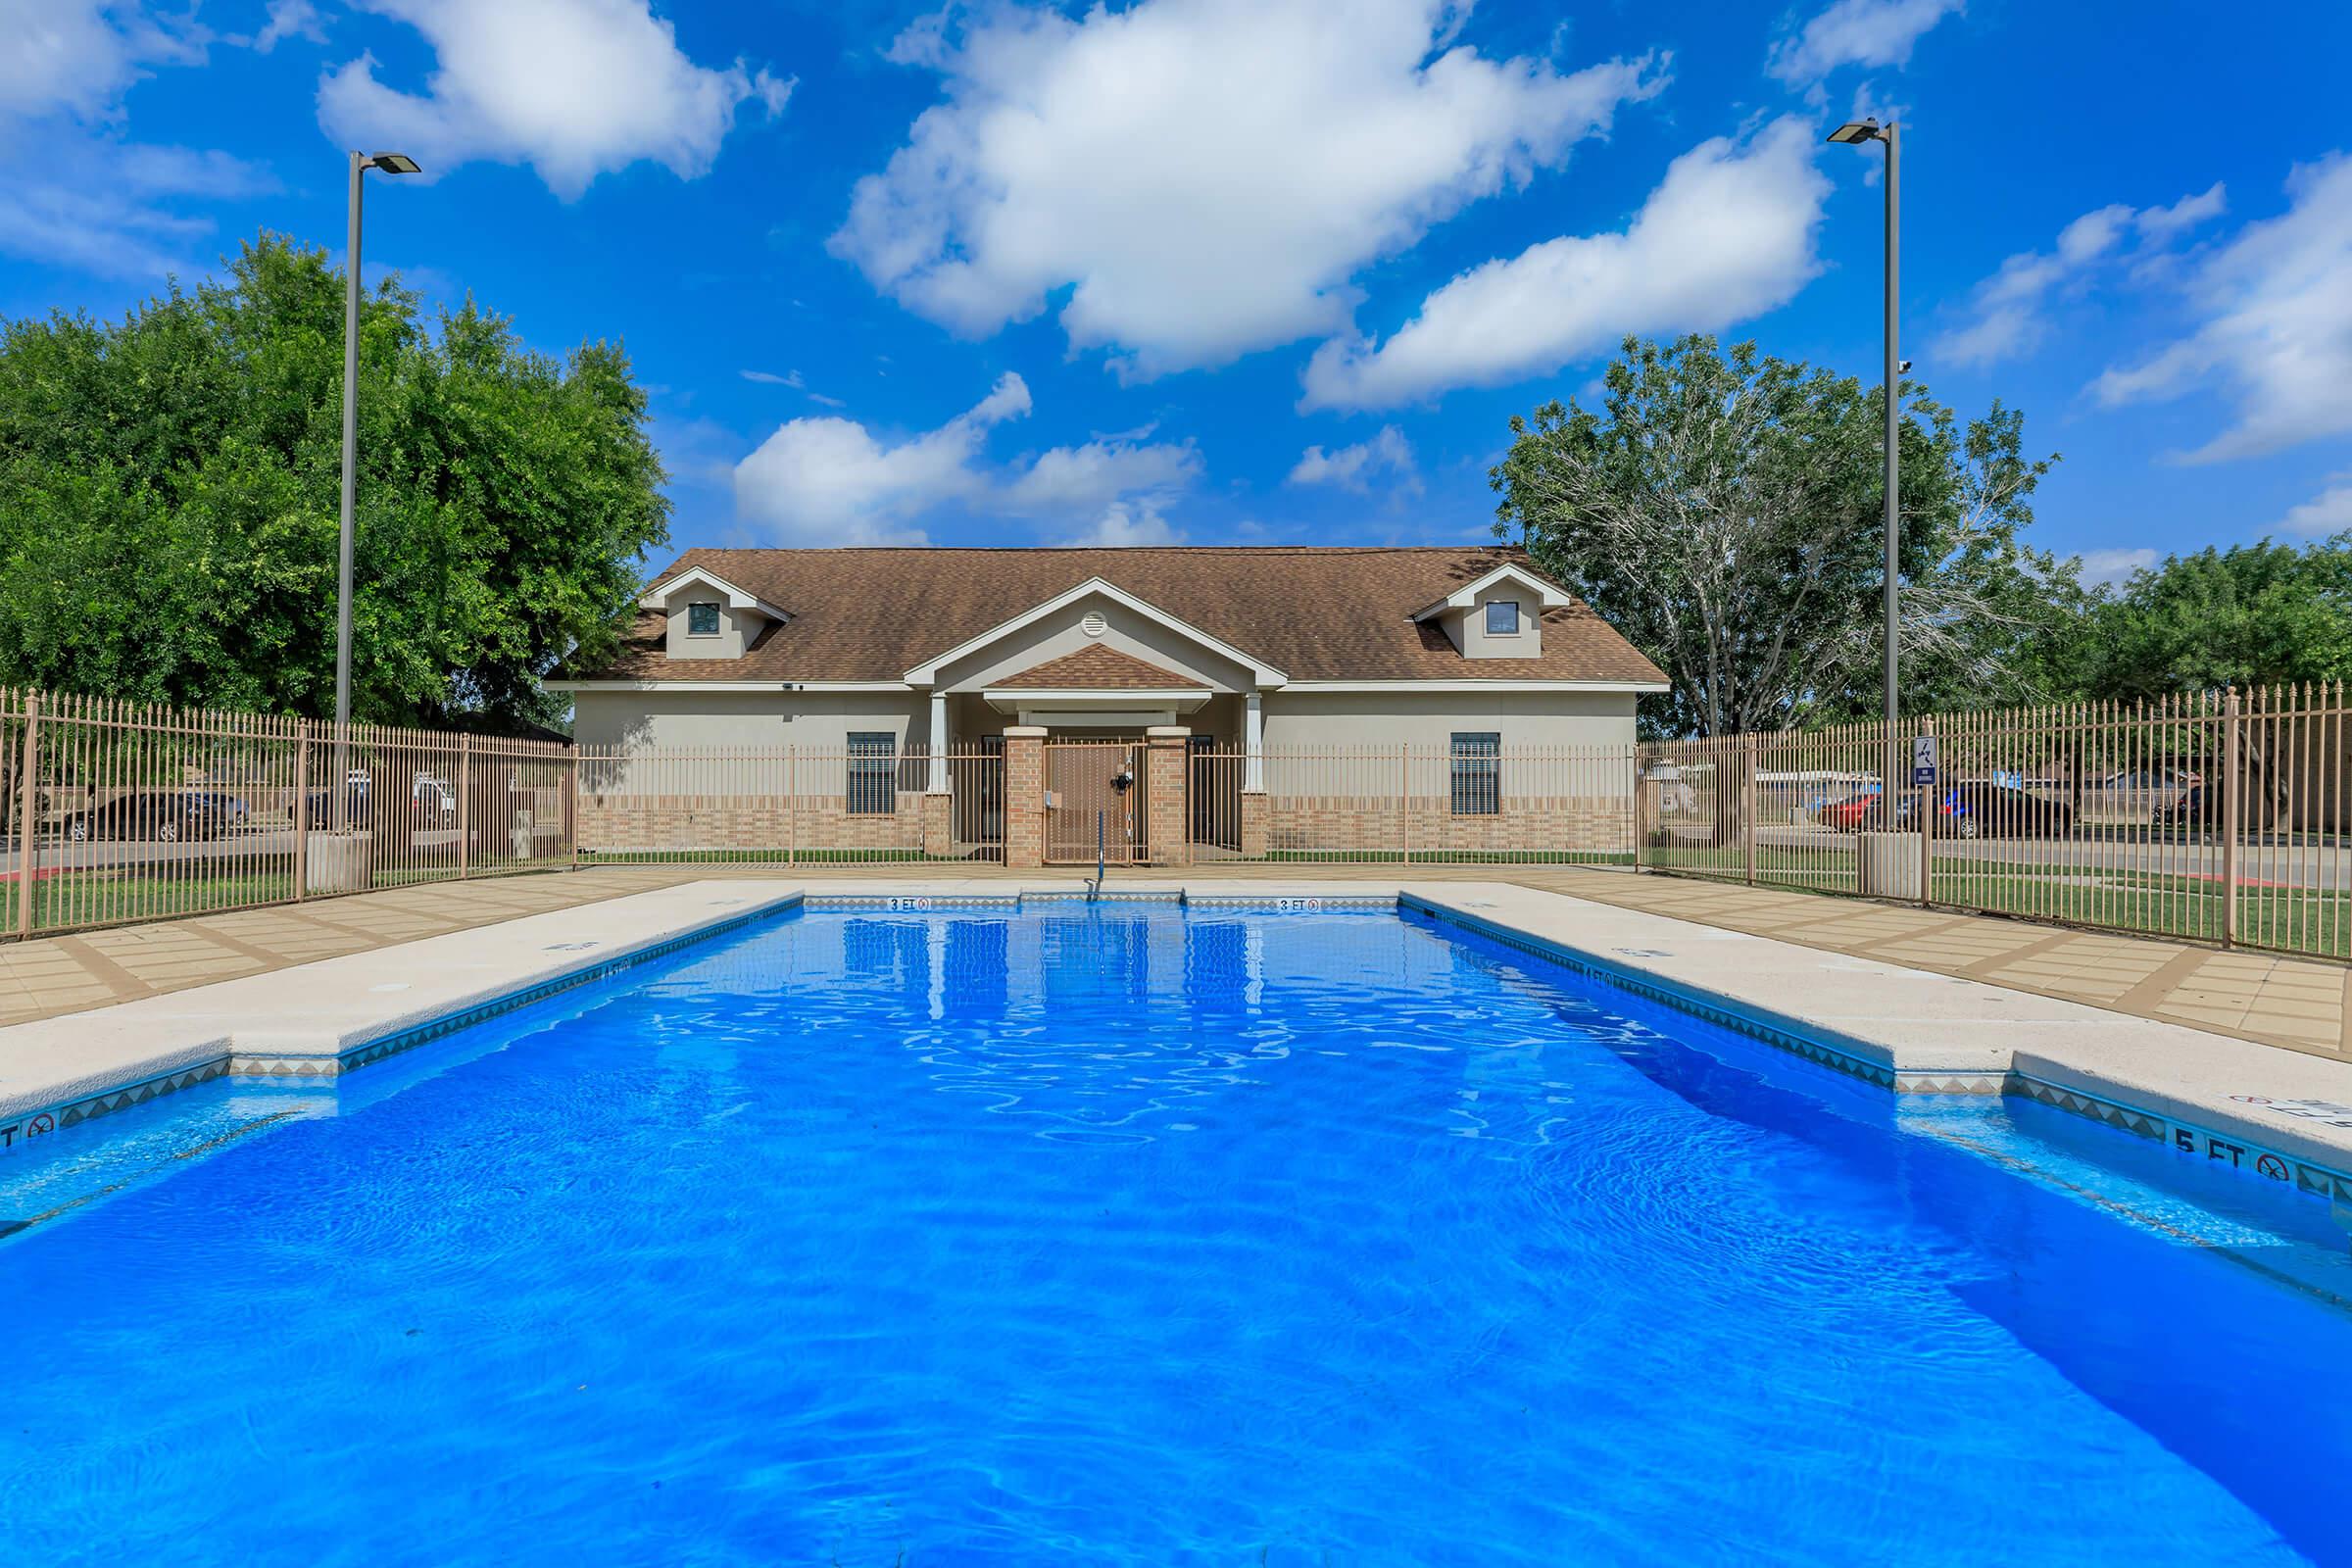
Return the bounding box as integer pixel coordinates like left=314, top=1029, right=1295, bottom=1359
left=2254, top=1152, right=2289, bottom=1182
left=25, top=1113, right=52, bottom=1138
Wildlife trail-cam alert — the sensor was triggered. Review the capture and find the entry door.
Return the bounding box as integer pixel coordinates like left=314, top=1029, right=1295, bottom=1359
left=1045, top=742, right=1145, bottom=863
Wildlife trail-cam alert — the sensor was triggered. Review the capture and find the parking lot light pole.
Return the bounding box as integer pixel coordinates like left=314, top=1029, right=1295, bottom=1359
left=335, top=150, right=419, bottom=831
left=1828, top=117, right=1903, bottom=804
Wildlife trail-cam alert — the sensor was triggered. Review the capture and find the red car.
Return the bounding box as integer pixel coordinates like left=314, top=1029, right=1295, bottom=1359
left=1816, top=793, right=1883, bottom=831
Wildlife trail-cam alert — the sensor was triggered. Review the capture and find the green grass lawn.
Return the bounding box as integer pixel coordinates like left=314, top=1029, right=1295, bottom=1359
left=1638, top=844, right=2349, bottom=960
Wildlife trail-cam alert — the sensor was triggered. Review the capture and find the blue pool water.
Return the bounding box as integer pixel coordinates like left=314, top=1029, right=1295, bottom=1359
left=4, top=904, right=2350, bottom=1565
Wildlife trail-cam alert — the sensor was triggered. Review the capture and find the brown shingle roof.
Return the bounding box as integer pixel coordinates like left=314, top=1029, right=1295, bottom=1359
left=576, top=547, right=1666, bottom=686
left=990, top=644, right=1201, bottom=689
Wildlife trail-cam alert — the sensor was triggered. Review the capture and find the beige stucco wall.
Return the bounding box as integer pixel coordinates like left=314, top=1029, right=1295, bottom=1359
left=1258, top=688, right=1633, bottom=751
left=572, top=689, right=930, bottom=753
left=573, top=685, right=1632, bottom=757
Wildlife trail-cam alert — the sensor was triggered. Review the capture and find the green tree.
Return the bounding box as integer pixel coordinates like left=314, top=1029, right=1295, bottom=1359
left=1491, top=334, right=2067, bottom=738
left=2055, top=535, right=2352, bottom=700
left=0, top=233, right=669, bottom=731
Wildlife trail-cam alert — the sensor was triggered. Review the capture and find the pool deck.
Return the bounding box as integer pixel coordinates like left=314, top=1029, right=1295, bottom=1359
left=1, top=869, right=2348, bottom=1201
left=2, top=864, right=2343, bottom=1065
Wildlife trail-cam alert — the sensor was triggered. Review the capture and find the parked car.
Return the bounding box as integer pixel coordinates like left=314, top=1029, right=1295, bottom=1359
left=183, top=790, right=251, bottom=828
left=1816, top=791, right=1884, bottom=831
left=2155, top=783, right=2217, bottom=836
left=63, top=792, right=229, bottom=843
left=1940, top=781, right=2075, bottom=839
left=1820, top=782, right=2073, bottom=839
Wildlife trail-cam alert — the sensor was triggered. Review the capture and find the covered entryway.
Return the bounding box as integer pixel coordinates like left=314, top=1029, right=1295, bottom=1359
left=1044, top=741, right=1146, bottom=863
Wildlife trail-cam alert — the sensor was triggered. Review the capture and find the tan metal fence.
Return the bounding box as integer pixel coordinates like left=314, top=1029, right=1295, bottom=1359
left=573, top=746, right=1006, bottom=864
left=0, top=688, right=576, bottom=938
left=0, top=674, right=2340, bottom=962
left=1638, top=683, right=2351, bottom=961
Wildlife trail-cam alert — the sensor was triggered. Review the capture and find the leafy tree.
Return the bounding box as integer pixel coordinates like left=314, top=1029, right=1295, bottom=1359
left=2053, top=535, right=2352, bottom=700
left=1491, top=334, right=2066, bottom=738
left=0, top=233, right=669, bottom=731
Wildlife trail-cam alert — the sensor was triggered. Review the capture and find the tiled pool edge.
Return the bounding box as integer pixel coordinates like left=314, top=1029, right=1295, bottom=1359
left=0, top=891, right=806, bottom=1158
left=8, top=879, right=2348, bottom=1215
left=228, top=895, right=805, bottom=1080
left=1403, top=892, right=2352, bottom=1210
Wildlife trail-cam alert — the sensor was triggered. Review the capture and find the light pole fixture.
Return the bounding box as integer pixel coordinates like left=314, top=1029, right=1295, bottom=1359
left=334, top=150, right=418, bottom=829
left=1828, top=118, right=1902, bottom=794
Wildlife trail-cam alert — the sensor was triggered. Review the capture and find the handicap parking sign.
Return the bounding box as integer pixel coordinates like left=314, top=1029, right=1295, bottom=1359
left=1911, top=734, right=1937, bottom=786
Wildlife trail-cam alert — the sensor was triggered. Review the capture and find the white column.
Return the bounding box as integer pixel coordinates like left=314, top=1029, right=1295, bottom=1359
left=927, top=689, right=949, bottom=793
left=1244, top=689, right=1265, bottom=792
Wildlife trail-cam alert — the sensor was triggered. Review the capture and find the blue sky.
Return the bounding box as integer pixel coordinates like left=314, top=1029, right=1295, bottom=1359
left=5, top=0, right=2350, bottom=583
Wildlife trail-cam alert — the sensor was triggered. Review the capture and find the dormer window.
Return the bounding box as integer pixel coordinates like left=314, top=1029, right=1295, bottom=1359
left=686, top=602, right=721, bottom=637
left=1485, top=600, right=1521, bottom=636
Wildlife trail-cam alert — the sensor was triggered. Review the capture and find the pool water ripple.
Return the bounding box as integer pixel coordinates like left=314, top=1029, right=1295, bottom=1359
left=1, top=906, right=2347, bottom=1566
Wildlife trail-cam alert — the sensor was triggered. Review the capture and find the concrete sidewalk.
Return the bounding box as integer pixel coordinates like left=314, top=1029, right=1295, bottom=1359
left=0, top=862, right=2343, bottom=1066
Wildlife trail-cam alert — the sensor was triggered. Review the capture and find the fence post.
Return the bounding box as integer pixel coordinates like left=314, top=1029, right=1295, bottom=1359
left=457, top=734, right=472, bottom=879
left=1740, top=732, right=1758, bottom=886
left=566, top=749, right=581, bottom=870
left=16, top=692, right=38, bottom=939
left=291, top=719, right=311, bottom=901
left=1918, top=713, right=1935, bottom=907
left=1398, top=745, right=1410, bottom=866
left=2221, top=687, right=2241, bottom=949
left=1631, top=746, right=1645, bottom=873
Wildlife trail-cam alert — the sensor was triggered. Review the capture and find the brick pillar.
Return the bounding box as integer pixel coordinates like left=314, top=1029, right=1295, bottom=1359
left=920, top=791, right=953, bottom=858
left=1004, top=725, right=1047, bottom=869
left=1145, top=726, right=1189, bottom=867
left=1239, top=790, right=1269, bottom=859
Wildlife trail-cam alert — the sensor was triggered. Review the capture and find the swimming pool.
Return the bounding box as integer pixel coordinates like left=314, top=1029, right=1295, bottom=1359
left=4, top=904, right=2348, bottom=1564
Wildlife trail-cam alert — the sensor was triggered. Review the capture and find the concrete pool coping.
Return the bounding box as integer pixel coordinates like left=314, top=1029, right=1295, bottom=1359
left=2, top=878, right=2348, bottom=1209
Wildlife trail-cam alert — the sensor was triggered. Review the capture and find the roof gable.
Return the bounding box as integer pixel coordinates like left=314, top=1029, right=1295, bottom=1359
left=990, top=644, right=1201, bottom=690
left=904, top=575, right=1286, bottom=687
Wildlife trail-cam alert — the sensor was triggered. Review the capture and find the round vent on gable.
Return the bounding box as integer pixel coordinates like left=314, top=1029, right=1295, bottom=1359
left=1080, top=612, right=1108, bottom=638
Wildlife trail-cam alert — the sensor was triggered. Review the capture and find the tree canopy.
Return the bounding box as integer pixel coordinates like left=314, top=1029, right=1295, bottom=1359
left=2045, top=536, right=2352, bottom=701
left=1491, top=334, right=2067, bottom=738
left=0, top=233, right=669, bottom=732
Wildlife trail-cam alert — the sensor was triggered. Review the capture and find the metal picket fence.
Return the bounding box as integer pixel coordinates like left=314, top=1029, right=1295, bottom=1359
left=1637, top=683, right=2351, bottom=960
left=0, top=675, right=2341, bottom=963
left=0, top=688, right=575, bottom=939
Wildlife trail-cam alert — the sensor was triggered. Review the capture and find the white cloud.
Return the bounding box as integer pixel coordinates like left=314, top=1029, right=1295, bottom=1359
left=254, top=0, right=326, bottom=52
left=1936, top=184, right=2226, bottom=368
left=733, top=374, right=1202, bottom=546
left=318, top=0, right=792, bottom=199
left=0, top=4, right=306, bottom=276
left=832, top=0, right=1665, bottom=378
left=2278, top=482, right=2352, bottom=536
left=1004, top=434, right=1202, bottom=514
left=1767, top=0, right=1961, bottom=87
left=2090, top=154, right=2352, bottom=463
left=739, top=368, right=801, bottom=386
left=1060, top=500, right=1185, bottom=547
left=735, top=373, right=1031, bottom=545
left=2074, top=547, right=2158, bottom=588
left=1299, top=117, right=1828, bottom=410
left=1288, top=425, right=1420, bottom=494
left=0, top=0, right=208, bottom=122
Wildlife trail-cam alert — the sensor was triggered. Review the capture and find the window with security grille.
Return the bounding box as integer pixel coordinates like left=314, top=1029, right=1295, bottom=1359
left=848, top=733, right=898, bottom=814
left=1450, top=733, right=1500, bottom=815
